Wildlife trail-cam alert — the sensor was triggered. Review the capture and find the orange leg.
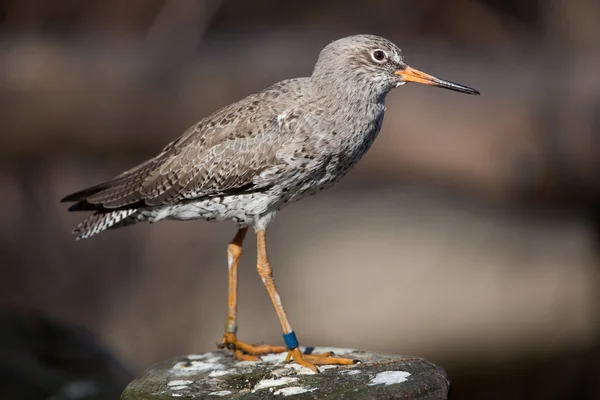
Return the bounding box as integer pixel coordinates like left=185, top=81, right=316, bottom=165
left=256, top=230, right=357, bottom=372
left=219, top=227, right=286, bottom=360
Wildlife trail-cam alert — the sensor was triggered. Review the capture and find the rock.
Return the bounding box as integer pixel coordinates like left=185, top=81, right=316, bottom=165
left=121, top=347, right=449, bottom=399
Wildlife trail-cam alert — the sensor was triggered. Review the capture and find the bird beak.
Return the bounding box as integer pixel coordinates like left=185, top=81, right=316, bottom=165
left=395, top=66, right=480, bottom=95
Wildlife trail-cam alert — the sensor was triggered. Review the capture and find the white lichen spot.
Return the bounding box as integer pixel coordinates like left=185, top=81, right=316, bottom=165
left=368, top=371, right=411, bottom=386
left=260, top=352, right=288, bottom=363
left=170, top=386, right=188, bottom=391
left=317, top=365, right=339, bottom=371
left=253, top=377, right=298, bottom=392
left=308, top=347, right=356, bottom=355
left=172, top=393, right=182, bottom=397
left=283, top=363, right=317, bottom=375
left=187, top=353, right=216, bottom=360
left=340, top=369, right=362, bottom=375
left=167, top=380, right=193, bottom=387
left=234, top=360, right=259, bottom=368
left=209, top=390, right=232, bottom=396
left=209, top=368, right=236, bottom=378
left=274, top=386, right=316, bottom=396
left=171, top=361, right=224, bottom=375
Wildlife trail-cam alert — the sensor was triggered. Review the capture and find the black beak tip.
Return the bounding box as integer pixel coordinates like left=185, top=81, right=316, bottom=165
left=449, top=82, right=480, bottom=96
left=448, top=85, right=480, bottom=96
left=435, top=78, right=480, bottom=96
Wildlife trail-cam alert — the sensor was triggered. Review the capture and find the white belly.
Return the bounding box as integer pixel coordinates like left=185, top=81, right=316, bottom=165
left=145, top=192, right=280, bottom=226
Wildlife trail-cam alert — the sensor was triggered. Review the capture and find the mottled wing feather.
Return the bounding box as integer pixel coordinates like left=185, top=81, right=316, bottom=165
left=173, top=136, right=280, bottom=203
left=85, top=158, right=167, bottom=208
left=65, top=80, right=307, bottom=210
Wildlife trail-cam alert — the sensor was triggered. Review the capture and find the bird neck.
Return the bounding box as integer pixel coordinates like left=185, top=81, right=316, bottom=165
left=309, top=76, right=387, bottom=118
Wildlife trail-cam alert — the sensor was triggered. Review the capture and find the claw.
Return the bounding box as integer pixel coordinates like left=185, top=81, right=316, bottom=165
left=233, top=349, right=259, bottom=361
left=220, top=333, right=286, bottom=360
left=285, top=348, right=357, bottom=373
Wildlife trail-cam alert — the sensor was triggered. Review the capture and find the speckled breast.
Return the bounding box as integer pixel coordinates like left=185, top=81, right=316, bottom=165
left=277, top=111, right=385, bottom=208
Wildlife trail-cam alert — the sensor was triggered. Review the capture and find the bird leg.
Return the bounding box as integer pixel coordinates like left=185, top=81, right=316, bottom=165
left=219, top=227, right=286, bottom=360
left=255, top=230, right=357, bottom=372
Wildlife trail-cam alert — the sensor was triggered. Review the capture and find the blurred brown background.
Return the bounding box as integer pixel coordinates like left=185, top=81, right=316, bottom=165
left=1, top=0, right=599, bottom=399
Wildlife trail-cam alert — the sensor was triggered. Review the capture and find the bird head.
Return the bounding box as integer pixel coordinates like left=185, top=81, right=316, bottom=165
left=312, top=35, right=480, bottom=98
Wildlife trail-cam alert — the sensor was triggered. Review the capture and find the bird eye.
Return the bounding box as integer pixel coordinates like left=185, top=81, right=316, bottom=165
left=371, top=50, right=387, bottom=62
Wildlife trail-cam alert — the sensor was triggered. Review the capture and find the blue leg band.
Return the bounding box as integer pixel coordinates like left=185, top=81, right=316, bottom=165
left=283, top=331, right=299, bottom=349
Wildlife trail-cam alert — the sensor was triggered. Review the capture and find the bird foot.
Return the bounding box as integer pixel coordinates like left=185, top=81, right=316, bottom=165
left=285, top=347, right=358, bottom=373
left=219, top=333, right=286, bottom=361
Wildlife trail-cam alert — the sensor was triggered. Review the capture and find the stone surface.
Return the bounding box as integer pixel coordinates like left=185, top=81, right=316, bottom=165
left=121, top=347, right=449, bottom=399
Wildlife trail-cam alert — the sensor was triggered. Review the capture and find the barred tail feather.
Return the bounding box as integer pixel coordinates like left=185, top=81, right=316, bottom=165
left=74, top=209, right=138, bottom=240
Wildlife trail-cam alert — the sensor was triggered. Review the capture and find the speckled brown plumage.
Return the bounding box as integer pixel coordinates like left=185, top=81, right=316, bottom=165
left=62, top=35, right=479, bottom=239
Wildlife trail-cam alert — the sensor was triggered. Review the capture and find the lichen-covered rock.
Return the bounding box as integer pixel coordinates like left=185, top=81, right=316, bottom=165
left=121, top=347, right=449, bottom=399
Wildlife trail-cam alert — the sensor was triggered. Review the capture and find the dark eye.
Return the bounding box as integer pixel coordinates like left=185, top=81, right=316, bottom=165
left=372, top=50, right=386, bottom=62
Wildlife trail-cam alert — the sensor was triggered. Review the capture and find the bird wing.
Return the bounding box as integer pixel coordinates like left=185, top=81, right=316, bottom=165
left=62, top=84, right=304, bottom=211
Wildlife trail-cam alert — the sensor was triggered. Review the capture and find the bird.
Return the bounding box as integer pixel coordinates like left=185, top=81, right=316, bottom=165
left=61, top=34, right=479, bottom=372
